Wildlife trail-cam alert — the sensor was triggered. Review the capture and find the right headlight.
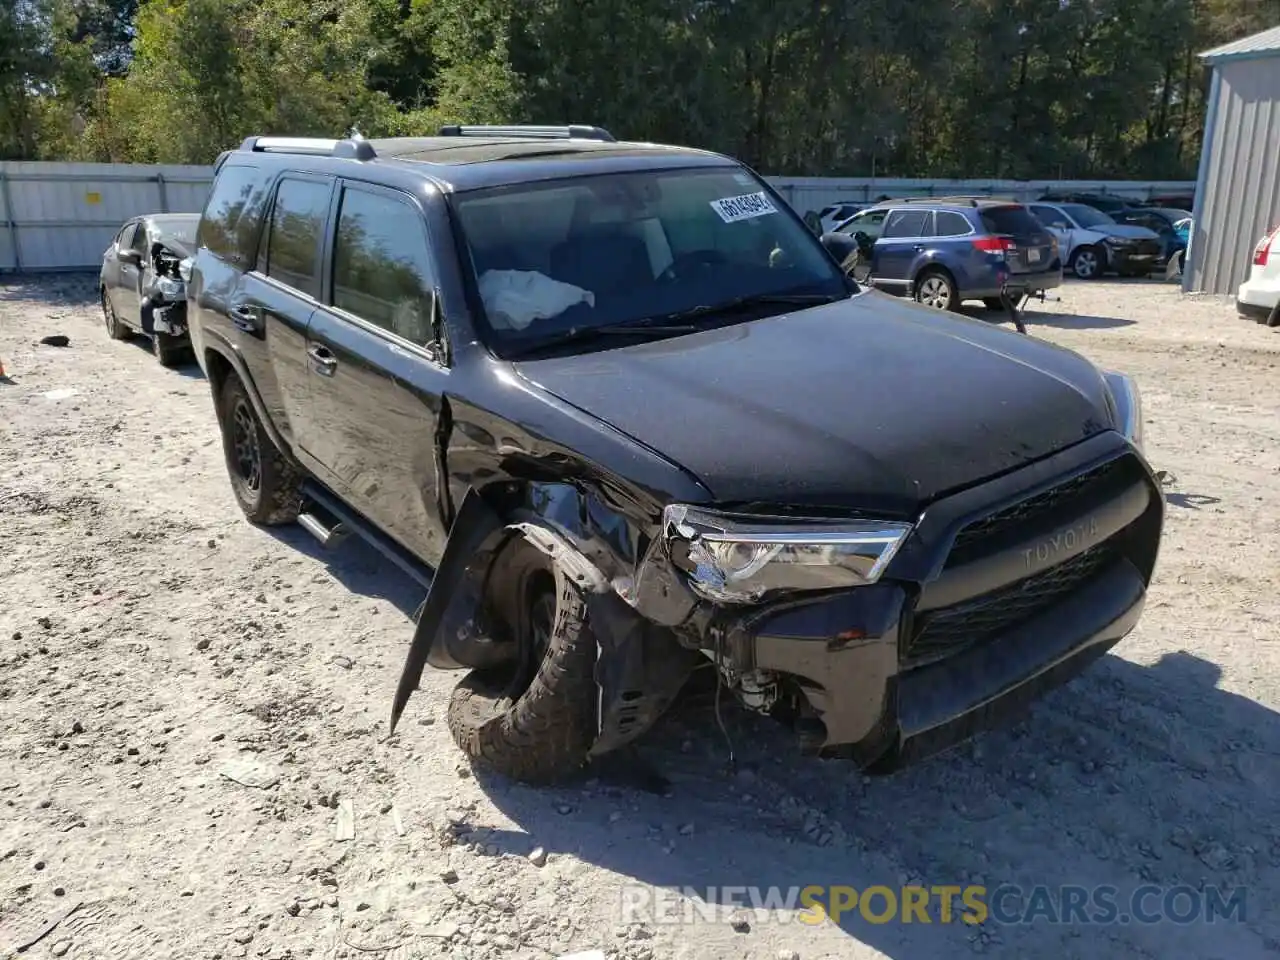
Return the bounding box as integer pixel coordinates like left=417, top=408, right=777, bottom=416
left=1102, top=370, right=1143, bottom=451
left=662, top=505, right=913, bottom=604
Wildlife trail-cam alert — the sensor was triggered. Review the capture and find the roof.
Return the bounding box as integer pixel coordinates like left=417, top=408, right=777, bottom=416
left=1201, top=25, right=1280, bottom=64
left=229, top=130, right=734, bottom=193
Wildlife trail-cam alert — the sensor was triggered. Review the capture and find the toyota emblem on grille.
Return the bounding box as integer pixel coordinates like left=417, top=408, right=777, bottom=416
left=1022, top=515, right=1101, bottom=569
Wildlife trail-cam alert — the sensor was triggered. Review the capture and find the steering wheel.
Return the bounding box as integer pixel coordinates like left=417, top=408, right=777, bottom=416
left=658, top=249, right=728, bottom=283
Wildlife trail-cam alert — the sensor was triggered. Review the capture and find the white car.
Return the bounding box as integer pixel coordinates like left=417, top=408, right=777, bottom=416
left=819, top=202, right=870, bottom=233
left=1027, top=202, right=1163, bottom=280
left=1236, top=223, right=1280, bottom=326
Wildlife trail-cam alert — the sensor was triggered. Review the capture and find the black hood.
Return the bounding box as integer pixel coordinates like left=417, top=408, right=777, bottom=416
left=513, top=292, right=1117, bottom=515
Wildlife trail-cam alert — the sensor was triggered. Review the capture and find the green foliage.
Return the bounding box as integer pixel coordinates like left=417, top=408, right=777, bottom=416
left=2, top=0, right=1280, bottom=176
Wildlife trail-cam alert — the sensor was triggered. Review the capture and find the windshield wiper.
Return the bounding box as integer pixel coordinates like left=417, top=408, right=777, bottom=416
left=506, top=318, right=699, bottom=358
left=658, top=291, right=845, bottom=324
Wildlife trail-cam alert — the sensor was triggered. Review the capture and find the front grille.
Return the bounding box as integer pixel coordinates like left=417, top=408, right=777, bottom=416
left=907, top=542, right=1115, bottom=664
left=946, top=459, right=1124, bottom=568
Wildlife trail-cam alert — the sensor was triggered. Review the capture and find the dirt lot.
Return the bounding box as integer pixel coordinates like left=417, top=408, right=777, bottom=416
left=2, top=275, right=1279, bottom=960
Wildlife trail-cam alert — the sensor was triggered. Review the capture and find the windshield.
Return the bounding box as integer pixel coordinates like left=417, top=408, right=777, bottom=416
left=153, top=220, right=198, bottom=248
left=1062, top=204, right=1116, bottom=229
left=450, top=166, right=850, bottom=353
left=1153, top=208, right=1193, bottom=222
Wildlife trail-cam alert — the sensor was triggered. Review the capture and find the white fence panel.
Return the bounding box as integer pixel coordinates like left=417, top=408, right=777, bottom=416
left=0, top=162, right=214, bottom=272
left=0, top=161, right=1198, bottom=272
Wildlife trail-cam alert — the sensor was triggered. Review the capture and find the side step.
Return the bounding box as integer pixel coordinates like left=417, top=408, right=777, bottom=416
left=297, top=510, right=350, bottom=548
left=298, top=480, right=434, bottom=591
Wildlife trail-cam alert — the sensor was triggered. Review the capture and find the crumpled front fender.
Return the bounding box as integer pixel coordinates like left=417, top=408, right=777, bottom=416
left=388, top=485, right=704, bottom=756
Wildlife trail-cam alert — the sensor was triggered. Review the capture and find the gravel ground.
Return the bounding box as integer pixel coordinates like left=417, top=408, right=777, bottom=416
left=2, top=274, right=1279, bottom=960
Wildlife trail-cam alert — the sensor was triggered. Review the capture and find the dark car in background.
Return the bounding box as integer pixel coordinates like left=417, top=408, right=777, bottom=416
left=100, top=213, right=199, bottom=366
left=1036, top=192, right=1139, bottom=215
left=833, top=197, right=1061, bottom=310
left=1113, top=207, right=1193, bottom=272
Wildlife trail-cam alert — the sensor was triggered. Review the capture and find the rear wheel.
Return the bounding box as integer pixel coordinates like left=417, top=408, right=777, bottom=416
left=447, top=543, right=597, bottom=784
left=218, top=373, right=302, bottom=525
left=102, top=289, right=130, bottom=340
left=914, top=269, right=957, bottom=311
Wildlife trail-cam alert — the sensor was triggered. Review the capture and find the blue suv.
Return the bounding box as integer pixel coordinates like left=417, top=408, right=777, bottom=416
left=833, top=198, right=1063, bottom=311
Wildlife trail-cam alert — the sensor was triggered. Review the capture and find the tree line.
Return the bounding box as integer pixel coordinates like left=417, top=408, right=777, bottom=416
left=2, top=0, right=1278, bottom=179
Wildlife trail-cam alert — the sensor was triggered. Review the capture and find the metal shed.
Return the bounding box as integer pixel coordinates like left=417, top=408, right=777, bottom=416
left=1184, top=25, right=1280, bottom=296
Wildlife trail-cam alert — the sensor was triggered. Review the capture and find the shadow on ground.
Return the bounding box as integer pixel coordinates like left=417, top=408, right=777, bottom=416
left=1, top=272, right=99, bottom=307
left=463, top=650, right=1276, bottom=959
left=124, top=335, right=206, bottom=380
left=267, top=524, right=426, bottom=619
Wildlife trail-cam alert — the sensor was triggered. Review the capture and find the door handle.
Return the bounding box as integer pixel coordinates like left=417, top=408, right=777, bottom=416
left=308, top=344, right=338, bottom=376
left=229, top=304, right=260, bottom=332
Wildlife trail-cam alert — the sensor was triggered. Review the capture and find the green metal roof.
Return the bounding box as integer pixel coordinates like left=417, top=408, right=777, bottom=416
left=1202, top=25, right=1280, bottom=64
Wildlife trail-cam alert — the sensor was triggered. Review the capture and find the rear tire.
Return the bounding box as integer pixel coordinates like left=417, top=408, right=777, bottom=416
left=102, top=289, right=130, bottom=340
left=447, top=551, right=597, bottom=784
left=218, top=373, right=301, bottom=525
left=914, top=268, right=958, bottom=311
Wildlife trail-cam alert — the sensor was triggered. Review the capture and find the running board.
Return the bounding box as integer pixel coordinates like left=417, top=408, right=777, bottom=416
left=297, top=510, right=349, bottom=548
left=299, top=480, right=434, bottom=591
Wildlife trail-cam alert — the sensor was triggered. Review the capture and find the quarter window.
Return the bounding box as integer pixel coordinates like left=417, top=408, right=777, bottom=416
left=198, top=163, right=269, bottom=262
left=331, top=187, right=438, bottom=346
left=260, top=178, right=331, bottom=299
left=934, top=212, right=972, bottom=237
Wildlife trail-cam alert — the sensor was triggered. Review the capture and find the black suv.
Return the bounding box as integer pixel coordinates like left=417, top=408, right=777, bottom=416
left=188, top=126, right=1164, bottom=784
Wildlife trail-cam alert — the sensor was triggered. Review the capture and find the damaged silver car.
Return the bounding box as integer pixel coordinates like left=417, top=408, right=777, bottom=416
left=100, top=213, right=199, bottom=367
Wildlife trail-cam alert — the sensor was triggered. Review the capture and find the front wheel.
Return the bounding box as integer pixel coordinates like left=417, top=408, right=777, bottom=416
left=152, top=331, right=186, bottom=368
left=1069, top=245, right=1104, bottom=280
left=914, top=269, right=957, bottom=311
left=447, top=550, right=597, bottom=784
left=217, top=373, right=302, bottom=525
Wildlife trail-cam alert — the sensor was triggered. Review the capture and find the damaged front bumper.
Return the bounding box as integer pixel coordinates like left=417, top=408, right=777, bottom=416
left=392, top=430, right=1162, bottom=773
left=141, top=255, right=192, bottom=338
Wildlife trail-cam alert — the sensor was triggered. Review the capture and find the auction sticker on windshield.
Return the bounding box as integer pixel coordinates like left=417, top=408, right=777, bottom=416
left=711, top=192, right=777, bottom=223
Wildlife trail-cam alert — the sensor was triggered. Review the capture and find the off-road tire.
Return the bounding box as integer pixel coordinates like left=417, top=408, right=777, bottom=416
left=218, top=373, right=302, bottom=526
left=102, top=289, right=130, bottom=340
left=152, top=331, right=186, bottom=368
left=447, top=564, right=597, bottom=784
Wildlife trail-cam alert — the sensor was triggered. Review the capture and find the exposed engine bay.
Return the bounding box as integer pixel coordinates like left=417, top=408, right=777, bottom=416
left=140, top=243, right=192, bottom=338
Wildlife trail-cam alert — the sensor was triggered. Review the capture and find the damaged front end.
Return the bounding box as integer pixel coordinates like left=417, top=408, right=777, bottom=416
left=388, top=481, right=914, bottom=769
left=140, top=244, right=193, bottom=338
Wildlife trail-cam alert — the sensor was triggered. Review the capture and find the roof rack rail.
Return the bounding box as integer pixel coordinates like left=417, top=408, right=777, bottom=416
left=237, top=135, right=377, bottom=161
left=436, top=124, right=616, bottom=143
left=894, top=194, right=1017, bottom=206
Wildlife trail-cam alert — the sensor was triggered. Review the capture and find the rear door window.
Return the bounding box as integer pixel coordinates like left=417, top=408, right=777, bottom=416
left=980, top=205, right=1044, bottom=236
left=198, top=163, right=270, bottom=263
left=934, top=212, right=973, bottom=237
left=882, top=209, right=930, bottom=239
left=331, top=185, right=438, bottom=347
left=260, top=177, right=333, bottom=299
